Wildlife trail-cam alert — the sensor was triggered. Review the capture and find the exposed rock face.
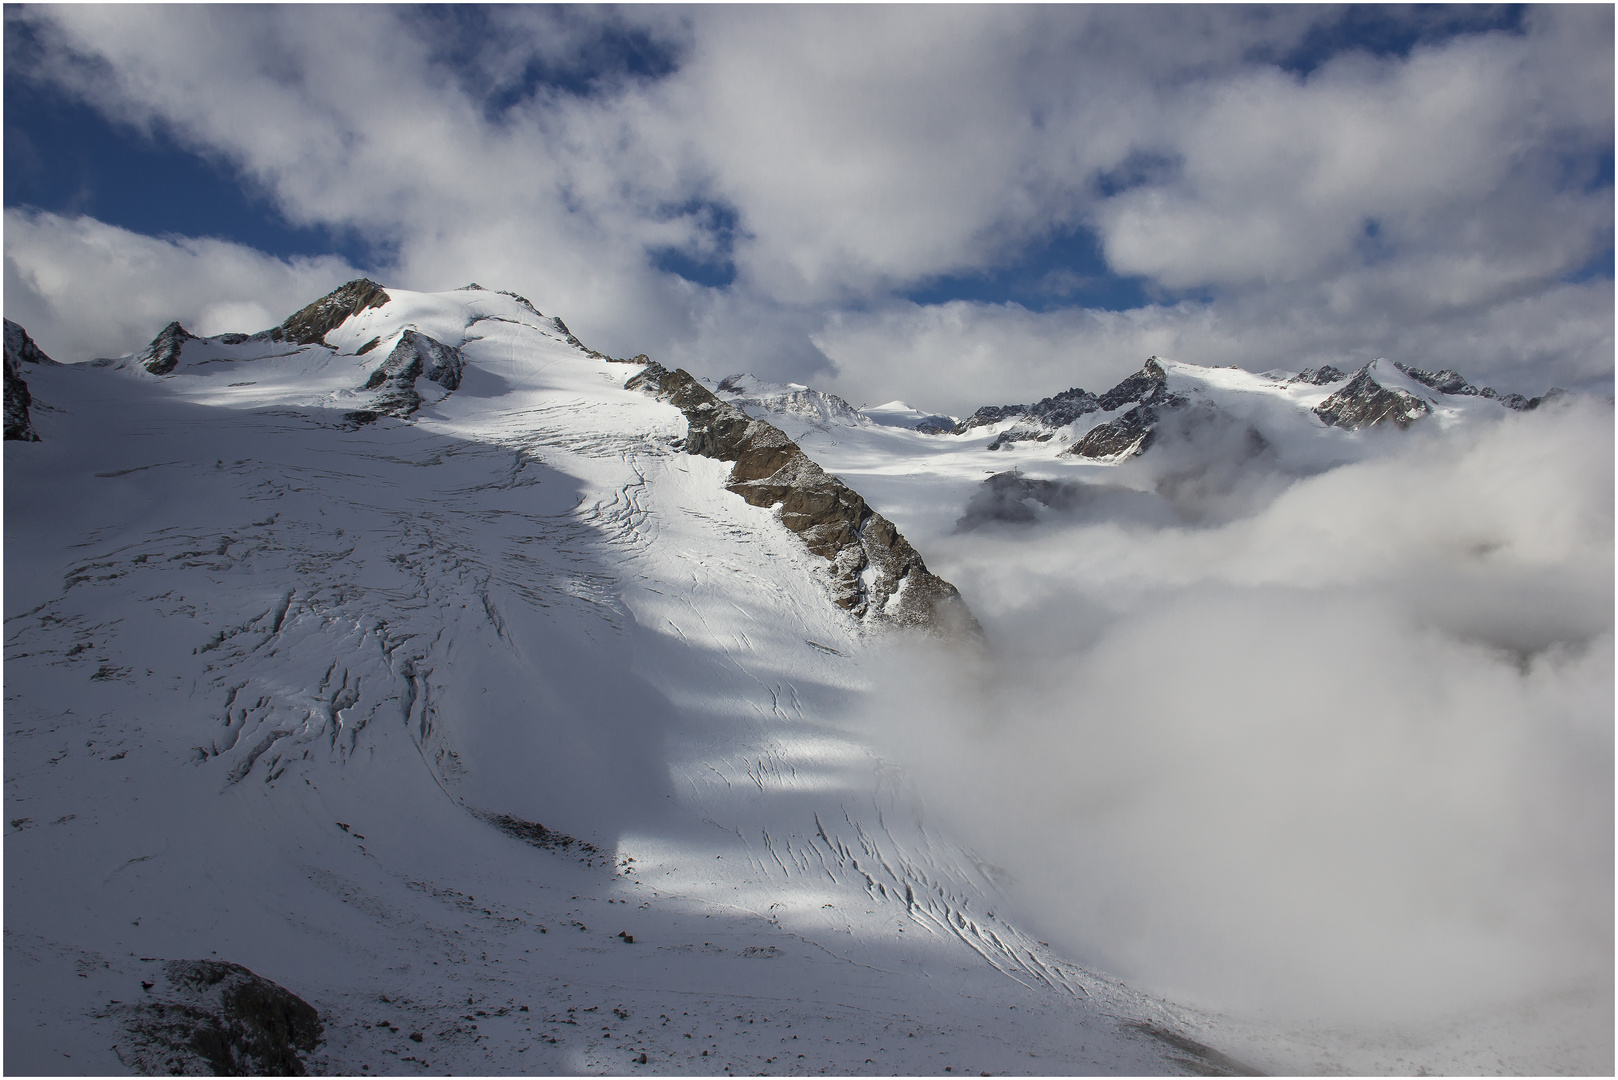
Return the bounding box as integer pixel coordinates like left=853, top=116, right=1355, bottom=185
left=4, top=318, right=53, bottom=441
left=1314, top=365, right=1431, bottom=430
left=953, top=403, right=1027, bottom=434
left=1069, top=402, right=1162, bottom=459
left=1060, top=358, right=1184, bottom=460
left=139, top=321, right=200, bottom=376
left=1027, top=385, right=1102, bottom=427
left=957, top=471, right=1090, bottom=527
left=274, top=279, right=391, bottom=346
left=1395, top=362, right=1477, bottom=396
left=115, top=958, right=322, bottom=1076
left=352, top=330, right=466, bottom=421
left=1291, top=365, right=1346, bottom=385
left=1096, top=356, right=1169, bottom=411
left=986, top=426, right=1054, bottom=451
left=628, top=361, right=978, bottom=635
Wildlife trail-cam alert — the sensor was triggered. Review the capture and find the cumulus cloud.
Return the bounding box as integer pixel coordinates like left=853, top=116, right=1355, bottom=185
left=860, top=400, right=1613, bottom=1034
left=2, top=208, right=361, bottom=362
left=5, top=5, right=1609, bottom=400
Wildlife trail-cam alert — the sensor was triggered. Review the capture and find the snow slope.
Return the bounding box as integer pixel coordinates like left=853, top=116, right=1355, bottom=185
left=6, top=287, right=1249, bottom=1075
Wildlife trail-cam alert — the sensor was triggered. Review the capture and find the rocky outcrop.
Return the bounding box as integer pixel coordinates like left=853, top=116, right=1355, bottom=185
left=115, top=958, right=322, bottom=1076
left=1291, top=365, right=1346, bottom=385
left=139, top=321, right=199, bottom=376
left=1392, top=361, right=1566, bottom=412
left=350, top=330, right=466, bottom=422
left=1060, top=358, right=1185, bottom=460
left=273, top=279, right=390, bottom=346
left=986, top=426, right=1053, bottom=451
left=953, top=403, right=1028, bottom=434
left=4, top=319, right=54, bottom=441
left=1096, top=356, right=1169, bottom=411
left=628, top=361, right=978, bottom=635
left=1314, top=364, right=1431, bottom=430
left=1395, top=362, right=1477, bottom=396
left=1069, top=402, right=1162, bottom=459
left=957, top=471, right=1092, bottom=528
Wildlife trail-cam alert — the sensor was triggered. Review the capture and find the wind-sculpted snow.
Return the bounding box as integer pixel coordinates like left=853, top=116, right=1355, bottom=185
left=4, top=284, right=1218, bottom=1076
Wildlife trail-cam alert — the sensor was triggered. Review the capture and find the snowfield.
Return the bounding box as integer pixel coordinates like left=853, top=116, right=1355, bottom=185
left=6, top=284, right=1609, bottom=1076
left=6, top=287, right=1241, bottom=1076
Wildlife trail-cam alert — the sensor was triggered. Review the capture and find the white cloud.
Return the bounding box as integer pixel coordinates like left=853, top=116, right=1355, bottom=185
left=810, top=276, right=1614, bottom=417
left=5, top=5, right=1611, bottom=403
left=862, top=400, right=1614, bottom=1026
left=2, top=208, right=361, bottom=363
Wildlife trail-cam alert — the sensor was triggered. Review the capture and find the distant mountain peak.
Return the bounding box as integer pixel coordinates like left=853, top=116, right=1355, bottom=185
left=274, top=278, right=391, bottom=346
left=1314, top=362, right=1432, bottom=430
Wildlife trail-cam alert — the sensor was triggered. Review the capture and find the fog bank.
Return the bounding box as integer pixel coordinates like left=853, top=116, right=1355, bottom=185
left=864, top=400, right=1613, bottom=1031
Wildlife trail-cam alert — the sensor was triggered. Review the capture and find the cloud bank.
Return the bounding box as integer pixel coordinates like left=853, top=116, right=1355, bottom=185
left=862, top=400, right=1613, bottom=1031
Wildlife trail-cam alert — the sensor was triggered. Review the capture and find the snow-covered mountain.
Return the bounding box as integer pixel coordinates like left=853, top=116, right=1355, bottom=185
left=5, top=282, right=1261, bottom=1076
left=6, top=280, right=1609, bottom=1077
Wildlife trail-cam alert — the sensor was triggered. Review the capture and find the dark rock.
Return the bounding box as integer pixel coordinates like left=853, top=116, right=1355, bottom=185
left=3, top=319, right=53, bottom=441
left=986, top=427, right=1054, bottom=451
left=952, top=404, right=1027, bottom=434
left=218, top=333, right=252, bottom=345
left=1026, top=385, right=1101, bottom=427
left=359, top=330, right=466, bottom=419
left=1313, top=365, right=1430, bottom=430
left=275, top=279, right=390, bottom=346
left=1096, top=357, right=1169, bottom=412
left=628, top=362, right=978, bottom=635
left=115, top=958, right=322, bottom=1076
left=1526, top=387, right=1567, bottom=410
left=4, top=319, right=57, bottom=368
left=957, top=472, right=1096, bottom=528
left=1068, top=403, right=1160, bottom=459
left=476, top=811, right=604, bottom=865
left=498, top=290, right=542, bottom=316
left=1291, top=365, right=1346, bottom=385
left=355, top=337, right=382, bottom=356
left=139, top=321, right=199, bottom=376
left=1395, top=362, right=1478, bottom=396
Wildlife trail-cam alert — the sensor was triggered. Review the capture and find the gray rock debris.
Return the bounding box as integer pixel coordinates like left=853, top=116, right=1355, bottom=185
left=4, top=318, right=55, bottom=441
left=114, top=958, right=322, bottom=1076
left=627, top=361, right=979, bottom=636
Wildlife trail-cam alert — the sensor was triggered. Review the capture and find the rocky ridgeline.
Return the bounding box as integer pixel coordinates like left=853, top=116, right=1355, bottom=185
left=627, top=361, right=978, bottom=636
left=115, top=958, right=322, bottom=1076
left=942, top=354, right=1570, bottom=461
left=272, top=278, right=391, bottom=346
left=4, top=318, right=56, bottom=441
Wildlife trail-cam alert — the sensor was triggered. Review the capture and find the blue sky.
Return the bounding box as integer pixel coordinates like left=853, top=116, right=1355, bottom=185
left=4, top=5, right=1611, bottom=411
